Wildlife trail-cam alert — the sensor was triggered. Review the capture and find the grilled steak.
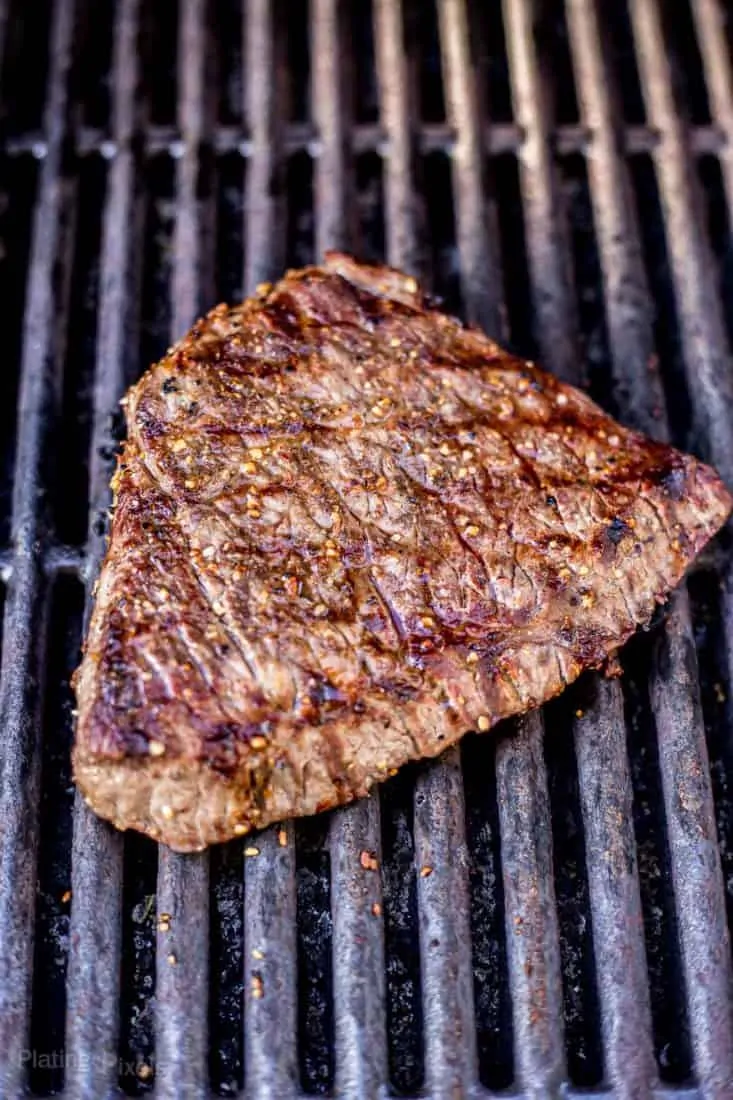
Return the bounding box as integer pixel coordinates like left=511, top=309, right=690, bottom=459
left=73, top=254, right=732, bottom=851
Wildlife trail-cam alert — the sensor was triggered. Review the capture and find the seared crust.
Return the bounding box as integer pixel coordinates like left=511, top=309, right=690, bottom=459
left=73, top=254, right=733, bottom=851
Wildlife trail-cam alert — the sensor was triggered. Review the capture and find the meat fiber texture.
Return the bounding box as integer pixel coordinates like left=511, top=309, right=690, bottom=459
left=73, top=254, right=732, bottom=851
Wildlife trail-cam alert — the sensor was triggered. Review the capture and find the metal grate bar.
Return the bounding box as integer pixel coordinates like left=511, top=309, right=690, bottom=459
left=330, top=797, right=387, bottom=1095
left=243, top=0, right=284, bottom=291
left=154, top=4, right=211, bottom=1096
left=156, top=853, right=210, bottom=1099
left=495, top=713, right=565, bottom=1094
left=690, top=0, right=733, bottom=214
left=436, top=0, right=500, bottom=332
left=501, top=0, right=579, bottom=382
left=413, top=750, right=477, bottom=1094
left=502, top=3, right=656, bottom=1094
left=0, top=3, right=74, bottom=1095
left=372, top=0, right=418, bottom=272
left=572, top=677, right=656, bottom=1094
left=628, top=0, right=733, bottom=483
left=626, top=2, right=733, bottom=1092
left=311, top=0, right=349, bottom=257
left=244, top=823, right=298, bottom=1098
left=64, top=0, right=141, bottom=1092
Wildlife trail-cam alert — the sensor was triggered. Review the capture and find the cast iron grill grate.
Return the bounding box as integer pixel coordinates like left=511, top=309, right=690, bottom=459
left=1, top=0, right=733, bottom=1097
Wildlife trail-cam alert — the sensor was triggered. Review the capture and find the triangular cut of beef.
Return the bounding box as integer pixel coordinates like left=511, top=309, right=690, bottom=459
left=73, top=254, right=732, bottom=851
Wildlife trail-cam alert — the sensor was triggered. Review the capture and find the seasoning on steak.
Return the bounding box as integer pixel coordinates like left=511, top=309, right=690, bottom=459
left=72, top=253, right=732, bottom=852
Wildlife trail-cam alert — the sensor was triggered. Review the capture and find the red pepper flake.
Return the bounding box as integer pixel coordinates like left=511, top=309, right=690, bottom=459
left=60, top=890, right=72, bottom=904
left=360, top=850, right=379, bottom=872
left=284, top=575, right=299, bottom=598
left=419, top=865, right=433, bottom=878
left=251, top=974, right=264, bottom=1000
left=371, top=902, right=382, bottom=917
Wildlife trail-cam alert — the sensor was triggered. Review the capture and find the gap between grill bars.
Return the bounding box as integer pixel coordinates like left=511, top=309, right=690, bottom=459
left=0, top=1, right=733, bottom=1098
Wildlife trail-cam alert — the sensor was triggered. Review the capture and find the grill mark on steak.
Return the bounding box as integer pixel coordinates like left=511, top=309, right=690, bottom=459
left=72, top=254, right=733, bottom=850
left=445, top=511, right=500, bottom=609
left=184, top=549, right=261, bottom=686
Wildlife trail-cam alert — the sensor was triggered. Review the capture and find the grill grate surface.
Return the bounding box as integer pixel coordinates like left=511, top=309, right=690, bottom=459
left=1, top=1, right=733, bottom=1097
